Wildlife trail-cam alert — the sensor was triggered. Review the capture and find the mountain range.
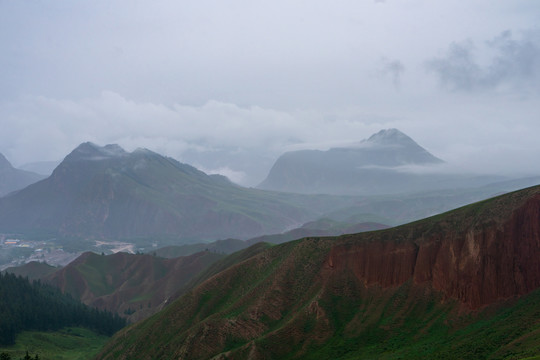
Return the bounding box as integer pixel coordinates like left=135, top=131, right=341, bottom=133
left=97, top=184, right=540, bottom=359
left=0, top=142, right=351, bottom=244
left=259, top=128, right=503, bottom=195
left=0, top=153, right=45, bottom=196
left=1, top=137, right=538, bottom=253
left=3, top=219, right=389, bottom=325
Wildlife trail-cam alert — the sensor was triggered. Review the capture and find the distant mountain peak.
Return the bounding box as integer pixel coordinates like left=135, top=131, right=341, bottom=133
left=66, top=142, right=128, bottom=162
left=364, top=128, right=415, bottom=146
left=0, top=153, right=45, bottom=196
left=259, top=128, right=445, bottom=195
left=0, top=153, right=14, bottom=170
left=0, top=141, right=316, bottom=242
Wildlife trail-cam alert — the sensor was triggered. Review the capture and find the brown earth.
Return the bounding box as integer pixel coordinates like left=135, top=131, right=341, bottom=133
left=97, top=186, right=540, bottom=359
left=44, top=250, right=223, bottom=323
left=328, top=192, right=540, bottom=308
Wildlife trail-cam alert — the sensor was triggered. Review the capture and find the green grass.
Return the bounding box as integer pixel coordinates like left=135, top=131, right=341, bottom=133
left=0, top=327, right=110, bottom=360
left=96, top=186, right=540, bottom=359
left=299, top=286, right=540, bottom=360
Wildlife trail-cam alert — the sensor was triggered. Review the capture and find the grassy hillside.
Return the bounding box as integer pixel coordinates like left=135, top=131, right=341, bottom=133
left=151, top=220, right=389, bottom=258
left=3, top=261, right=58, bottom=280
left=97, top=185, right=540, bottom=359
left=0, top=327, right=109, bottom=360
left=44, top=251, right=224, bottom=323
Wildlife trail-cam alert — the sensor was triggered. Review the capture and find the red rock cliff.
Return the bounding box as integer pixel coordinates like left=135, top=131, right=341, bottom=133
left=327, top=193, right=540, bottom=309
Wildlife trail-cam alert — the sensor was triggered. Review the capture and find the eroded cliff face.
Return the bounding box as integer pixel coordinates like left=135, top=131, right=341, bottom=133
left=97, top=187, right=540, bottom=360
left=327, top=194, right=540, bottom=309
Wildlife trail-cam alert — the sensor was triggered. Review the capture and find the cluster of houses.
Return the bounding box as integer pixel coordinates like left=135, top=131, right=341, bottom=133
left=1, top=237, right=41, bottom=251
left=2, top=238, right=23, bottom=247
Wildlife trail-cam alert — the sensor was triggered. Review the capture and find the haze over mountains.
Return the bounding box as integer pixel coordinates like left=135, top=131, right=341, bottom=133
left=19, top=160, right=60, bottom=176
left=259, top=129, right=503, bottom=195
left=1, top=130, right=539, bottom=251
left=0, top=142, right=352, bottom=245
left=0, top=153, right=45, bottom=196
left=2, top=1, right=540, bottom=358
left=1, top=133, right=540, bottom=358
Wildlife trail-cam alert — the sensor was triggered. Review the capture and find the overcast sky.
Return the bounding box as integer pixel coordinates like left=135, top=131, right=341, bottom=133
left=1, top=0, right=539, bottom=185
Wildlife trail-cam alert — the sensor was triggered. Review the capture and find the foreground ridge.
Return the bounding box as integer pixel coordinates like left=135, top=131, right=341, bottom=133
left=98, top=185, right=540, bottom=360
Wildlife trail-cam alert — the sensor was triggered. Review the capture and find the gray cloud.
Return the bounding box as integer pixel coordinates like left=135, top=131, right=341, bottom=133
left=2, top=2, right=540, bottom=186
left=0, top=92, right=390, bottom=185
left=2, top=90, right=540, bottom=186
left=380, top=58, right=405, bottom=89
left=427, top=30, right=540, bottom=92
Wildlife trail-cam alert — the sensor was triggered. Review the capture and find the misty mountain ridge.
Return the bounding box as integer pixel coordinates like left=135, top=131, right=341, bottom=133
left=0, top=142, right=349, bottom=244
left=1, top=139, right=537, bottom=253
left=338, top=128, right=444, bottom=166
left=0, top=153, right=12, bottom=170
left=64, top=142, right=129, bottom=162
left=358, top=128, right=443, bottom=153
left=258, top=128, right=503, bottom=195
left=0, top=152, right=45, bottom=196
left=19, top=160, right=61, bottom=176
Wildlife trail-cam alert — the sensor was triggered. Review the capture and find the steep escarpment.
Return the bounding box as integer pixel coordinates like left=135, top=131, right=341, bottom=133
left=421, top=195, right=540, bottom=308
left=328, top=191, right=540, bottom=308
left=98, top=186, right=540, bottom=360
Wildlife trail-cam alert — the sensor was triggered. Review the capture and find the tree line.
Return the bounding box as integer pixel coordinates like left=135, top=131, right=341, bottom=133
left=0, top=272, right=126, bottom=346
left=0, top=350, right=39, bottom=360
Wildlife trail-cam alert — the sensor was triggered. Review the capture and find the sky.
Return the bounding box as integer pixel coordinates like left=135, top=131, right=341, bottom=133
left=1, top=0, right=539, bottom=186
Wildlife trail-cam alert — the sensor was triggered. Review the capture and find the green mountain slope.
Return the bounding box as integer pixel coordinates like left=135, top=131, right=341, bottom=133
left=2, top=261, right=58, bottom=280
left=152, top=220, right=389, bottom=258
left=97, top=185, right=540, bottom=360
left=42, top=251, right=224, bottom=323
left=0, top=327, right=109, bottom=360
left=0, top=272, right=125, bottom=346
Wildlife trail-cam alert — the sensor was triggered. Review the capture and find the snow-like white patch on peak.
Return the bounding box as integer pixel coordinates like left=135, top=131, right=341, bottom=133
left=101, top=144, right=127, bottom=157
left=67, top=142, right=128, bottom=161
left=365, top=128, right=411, bottom=144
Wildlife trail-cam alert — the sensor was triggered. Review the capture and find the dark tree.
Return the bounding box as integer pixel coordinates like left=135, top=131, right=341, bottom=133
left=0, top=272, right=126, bottom=346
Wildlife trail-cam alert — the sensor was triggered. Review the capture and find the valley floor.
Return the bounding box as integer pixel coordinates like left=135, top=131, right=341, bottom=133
left=0, top=327, right=109, bottom=360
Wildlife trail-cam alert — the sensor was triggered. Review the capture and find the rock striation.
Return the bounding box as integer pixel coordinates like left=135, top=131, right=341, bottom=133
left=327, top=191, right=540, bottom=308
left=97, top=185, right=540, bottom=360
